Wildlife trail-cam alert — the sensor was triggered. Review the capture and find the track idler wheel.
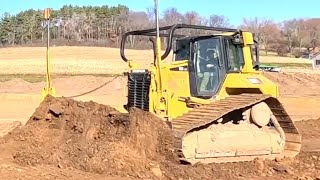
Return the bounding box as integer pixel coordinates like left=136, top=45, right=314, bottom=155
left=250, top=102, right=272, bottom=127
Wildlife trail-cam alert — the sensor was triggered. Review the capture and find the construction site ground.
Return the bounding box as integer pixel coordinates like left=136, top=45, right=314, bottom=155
left=0, top=46, right=320, bottom=180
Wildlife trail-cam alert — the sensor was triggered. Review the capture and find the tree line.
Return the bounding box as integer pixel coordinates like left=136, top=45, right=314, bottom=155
left=0, top=4, right=319, bottom=57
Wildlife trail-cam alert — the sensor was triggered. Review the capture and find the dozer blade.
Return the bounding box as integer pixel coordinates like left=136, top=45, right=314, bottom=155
left=171, top=94, right=301, bottom=164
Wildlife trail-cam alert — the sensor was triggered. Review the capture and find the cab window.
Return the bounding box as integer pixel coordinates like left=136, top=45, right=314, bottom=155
left=226, top=39, right=244, bottom=72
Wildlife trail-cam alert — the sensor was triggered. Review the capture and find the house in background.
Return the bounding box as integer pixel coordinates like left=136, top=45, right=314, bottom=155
left=310, top=52, right=320, bottom=69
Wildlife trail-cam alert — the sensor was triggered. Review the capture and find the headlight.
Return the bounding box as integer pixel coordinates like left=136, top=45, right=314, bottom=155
left=131, top=69, right=147, bottom=73
left=247, top=78, right=262, bottom=84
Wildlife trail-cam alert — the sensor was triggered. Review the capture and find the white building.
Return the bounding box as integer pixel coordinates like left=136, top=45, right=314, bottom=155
left=311, top=52, right=320, bottom=69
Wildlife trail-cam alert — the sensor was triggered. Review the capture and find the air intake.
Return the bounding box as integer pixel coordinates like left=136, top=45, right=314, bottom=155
left=127, top=71, right=151, bottom=111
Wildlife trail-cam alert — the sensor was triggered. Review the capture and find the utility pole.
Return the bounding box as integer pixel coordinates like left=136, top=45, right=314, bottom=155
left=154, top=0, right=163, bottom=92
left=153, top=0, right=167, bottom=115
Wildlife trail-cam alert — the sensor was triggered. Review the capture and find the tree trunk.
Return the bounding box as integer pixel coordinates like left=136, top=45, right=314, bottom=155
left=30, top=27, right=33, bottom=44
left=299, top=39, right=303, bottom=52
left=105, top=21, right=107, bottom=39
left=265, top=43, right=269, bottom=56
left=63, top=26, right=66, bottom=39
left=98, top=26, right=100, bottom=40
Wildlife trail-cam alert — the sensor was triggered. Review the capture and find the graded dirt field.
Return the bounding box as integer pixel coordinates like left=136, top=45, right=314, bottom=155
left=264, top=72, right=320, bottom=121
left=0, top=46, right=320, bottom=179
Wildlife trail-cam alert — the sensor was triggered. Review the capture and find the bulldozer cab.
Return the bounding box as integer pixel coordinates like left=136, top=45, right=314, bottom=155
left=173, top=34, right=246, bottom=97
left=120, top=24, right=263, bottom=113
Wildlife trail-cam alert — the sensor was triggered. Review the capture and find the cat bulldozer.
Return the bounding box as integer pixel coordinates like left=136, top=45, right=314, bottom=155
left=120, top=24, right=301, bottom=164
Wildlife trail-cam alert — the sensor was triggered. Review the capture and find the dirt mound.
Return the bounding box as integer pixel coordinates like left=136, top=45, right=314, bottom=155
left=2, top=96, right=320, bottom=180
left=2, top=96, right=176, bottom=179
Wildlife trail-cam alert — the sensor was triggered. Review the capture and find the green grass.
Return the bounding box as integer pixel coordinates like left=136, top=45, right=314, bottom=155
left=0, top=74, right=45, bottom=83
left=260, top=63, right=312, bottom=68
left=0, top=73, right=123, bottom=83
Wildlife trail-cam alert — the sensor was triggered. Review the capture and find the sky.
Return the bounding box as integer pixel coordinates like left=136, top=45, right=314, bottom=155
left=0, top=0, right=319, bottom=25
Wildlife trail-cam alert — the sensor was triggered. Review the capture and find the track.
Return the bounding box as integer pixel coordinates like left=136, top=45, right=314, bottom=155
left=171, top=94, right=302, bottom=164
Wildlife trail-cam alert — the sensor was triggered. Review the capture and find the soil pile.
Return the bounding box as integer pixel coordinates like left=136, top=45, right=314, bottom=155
left=2, top=96, right=320, bottom=180
left=3, top=95, right=176, bottom=179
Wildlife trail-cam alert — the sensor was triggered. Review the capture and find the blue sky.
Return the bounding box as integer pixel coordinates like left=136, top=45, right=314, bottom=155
left=0, top=0, right=318, bottom=25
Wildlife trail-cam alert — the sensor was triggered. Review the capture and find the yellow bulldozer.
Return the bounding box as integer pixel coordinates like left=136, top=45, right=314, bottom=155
left=120, top=24, right=301, bottom=164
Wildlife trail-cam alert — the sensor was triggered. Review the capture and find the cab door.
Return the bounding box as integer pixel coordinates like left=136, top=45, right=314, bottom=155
left=188, top=36, right=227, bottom=98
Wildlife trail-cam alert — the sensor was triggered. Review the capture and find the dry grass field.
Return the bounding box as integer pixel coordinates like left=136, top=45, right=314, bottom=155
left=0, top=46, right=164, bottom=75
left=0, top=46, right=312, bottom=76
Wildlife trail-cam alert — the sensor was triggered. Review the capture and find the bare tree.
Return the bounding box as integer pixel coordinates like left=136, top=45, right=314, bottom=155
left=296, top=19, right=308, bottom=51
left=184, top=11, right=200, bottom=25
left=146, top=7, right=155, bottom=27
left=303, top=18, right=320, bottom=52
left=240, top=17, right=280, bottom=55
left=260, top=21, right=281, bottom=55
left=282, top=19, right=299, bottom=53
left=163, top=8, right=184, bottom=25
left=240, top=17, right=264, bottom=44
left=209, top=15, right=230, bottom=28
left=126, top=11, right=149, bottom=47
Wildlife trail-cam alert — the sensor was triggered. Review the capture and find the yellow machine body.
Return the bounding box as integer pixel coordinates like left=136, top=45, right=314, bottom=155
left=130, top=32, right=277, bottom=119
left=121, top=24, right=301, bottom=164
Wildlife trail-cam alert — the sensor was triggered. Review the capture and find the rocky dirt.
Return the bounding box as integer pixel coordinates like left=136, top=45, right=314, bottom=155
left=0, top=95, right=320, bottom=180
left=0, top=96, right=176, bottom=180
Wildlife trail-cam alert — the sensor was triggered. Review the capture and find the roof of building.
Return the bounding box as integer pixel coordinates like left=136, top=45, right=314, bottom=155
left=311, top=52, right=320, bottom=60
